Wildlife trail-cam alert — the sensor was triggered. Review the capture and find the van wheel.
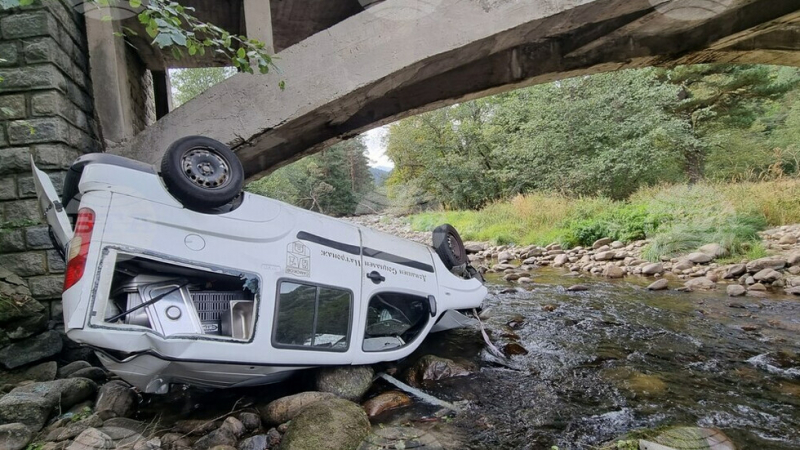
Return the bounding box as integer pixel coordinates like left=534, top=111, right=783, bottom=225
left=432, top=224, right=468, bottom=270
left=160, top=136, right=244, bottom=210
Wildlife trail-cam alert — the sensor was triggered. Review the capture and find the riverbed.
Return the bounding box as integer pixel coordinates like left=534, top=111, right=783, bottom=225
left=406, top=269, right=800, bottom=449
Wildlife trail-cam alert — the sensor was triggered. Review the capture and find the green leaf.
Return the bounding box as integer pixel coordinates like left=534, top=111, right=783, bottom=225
left=153, top=32, right=173, bottom=48
left=171, top=31, right=187, bottom=46
left=171, top=46, right=183, bottom=60
left=129, top=0, right=141, bottom=8
left=237, top=47, right=246, bottom=59
left=188, top=44, right=197, bottom=56
left=279, top=80, right=286, bottom=90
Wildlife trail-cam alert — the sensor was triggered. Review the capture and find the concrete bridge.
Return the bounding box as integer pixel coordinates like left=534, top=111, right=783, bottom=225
left=103, top=0, right=800, bottom=180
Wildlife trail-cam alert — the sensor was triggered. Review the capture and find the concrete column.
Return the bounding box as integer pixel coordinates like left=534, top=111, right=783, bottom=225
left=152, top=70, right=172, bottom=119
left=85, top=16, right=137, bottom=146
left=243, top=0, right=275, bottom=54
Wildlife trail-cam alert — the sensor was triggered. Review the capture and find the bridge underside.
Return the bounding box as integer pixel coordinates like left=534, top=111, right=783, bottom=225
left=113, top=0, right=800, bottom=181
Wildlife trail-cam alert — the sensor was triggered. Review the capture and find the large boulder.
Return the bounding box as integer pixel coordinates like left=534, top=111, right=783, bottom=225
left=0, top=392, right=55, bottom=431
left=753, top=268, right=782, bottom=284
left=0, top=361, right=57, bottom=385
left=687, top=252, right=713, bottom=264
left=726, top=285, right=746, bottom=297
left=641, top=263, right=664, bottom=276
left=260, top=392, right=336, bottom=426
left=315, top=366, right=374, bottom=402
left=95, top=381, right=137, bottom=420
left=0, top=330, right=63, bottom=369
left=647, top=279, right=669, bottom=291
left=746, top=257, right=787, bottom=273
left=279, top=398, right=370, bottom=450
left=10, top=378, right=97, bottom=411
left=603, top=265, right=624, bottom=279
left=405, top=355, right=471, bottom=386
left=723, top=264, right=746, bottom=279
left=0, top=423, right=33, bottom=450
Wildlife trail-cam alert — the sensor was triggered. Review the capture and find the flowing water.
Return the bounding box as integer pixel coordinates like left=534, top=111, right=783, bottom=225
left=408, top=269, right=800, bottom=449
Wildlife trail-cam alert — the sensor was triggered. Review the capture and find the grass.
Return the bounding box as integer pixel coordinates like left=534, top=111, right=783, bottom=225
left=406, top=179, right=800, bottom=260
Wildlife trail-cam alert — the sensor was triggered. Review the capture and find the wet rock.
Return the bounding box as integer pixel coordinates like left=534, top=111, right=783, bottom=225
left=723, top=264, right=746, bottom=279
left=517, top=277, right=533, bottom=284
left=0, top=330, right=63, bottom=369
left=687, top=252, right=712, bottom=264
left=161, top=433, right=193, bottom=450
left=542, top=304, right=557, bottom=312
left=315, top=366, right=374, bottom=402
left=68, top=367, right=106, bottom=382
left=406, top=355, right=471, bottom=386
left=652, top=426, right=735, bottom=450
left=260, top=392, right=336, bottom=426
left=0, top=423, right=33, bottom=450
left=595, top=251, right=615, bottom=261
left=503, top=273, right=520, bottom=282
left=603, top=265, right=624, bottom=279
left=753, top=268, right=782, bottom=283
left=647, top=279, right=669, bottom=291
left=238, top=412, right=261, bottom=431
left=95, top=381, right=137, bottom=420
left=280, top=398, right=370, bottom=450
left=684, top=277, right=716, bottom=291
left=506, top=314, right=525, bottom=328
left=266, top=428, right=281, bottom=447
left=785, top=286, right=800, bottom=295
left=592, top=238, right=612, bottom=249
left=66, top=428, right=114, bottom=450
left=673, top=259, right=694, bottom=271
left=641, top=263, right=663, bottom=275
left=726, top=285, right=746, bottom=297
left=746, top=257, right=787, bottom=273
left=497, top=251, right=512, bottom=262
left=193, top=427, right=237, bottom=450
left=362, top=391, right=412, bottom=418
left=220, top=417, right=245, bottom=438
left=748, top=283, right=767, bottom=291
left=788, top=252, right=800, bottom=266
left=464, top=242, right=486, bottom=254
left=237, top=435, right=267, bottom=450
left=503, top=343, right=529, bottom=356
left=566, top=284, right=588, bottom=292
left=359, top=427, right=443, bottom=450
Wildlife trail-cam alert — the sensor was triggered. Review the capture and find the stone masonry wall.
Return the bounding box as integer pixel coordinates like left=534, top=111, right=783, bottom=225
left=0, top=0, right=100, bottom=321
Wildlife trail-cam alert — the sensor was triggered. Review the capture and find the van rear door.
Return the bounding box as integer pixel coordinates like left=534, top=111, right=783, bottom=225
left=31, top=158, right=73, bottom=253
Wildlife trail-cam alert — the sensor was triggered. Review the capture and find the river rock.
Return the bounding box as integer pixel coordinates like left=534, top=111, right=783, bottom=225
left=67, top=428, right=114, bottom=450
left=651, top=426, right=735, bottom=450
left=193, top=427, right=237, bottom=450
left=362, top=391, right=412, bottom=418
left=0, top=423, right=33, bottom=450
left=10, top=378, right=97, bottom=412
left=280, top=398, right=370, bottom=450
left=647, top=279, right=669, bottom=291
left=315, top=366, right=374, bottom=402
left=553, top=254, right=569, bottom=267
left=95, top=381, right=137, bottom=420
left=0, top=330, right=63, bottom=369
left=699, top=243, right=727, bottom=258
left=723, top=264, right=746, bottom=279
left=260, top=392, right=336, bottom=426
left=57, top=361, right=92, bottom=379
left=786, top=286, right=800, bottom=295
left=237, top=412, right=261, bottom=432
left=566, top=284, right=588, bottom=292
left=603, top=265, right=624, bottom=279
left=0, top=361, right=58, bottom=385
left=503, top=343, right=528, bottom=355
left=726, top=285, right=746, bottom=297
left=238, top=435, right=268, bottom=450
left=753, top=268, right=782, bottom=283
left=641, top=263, right=664, bottom=275
left=687, top=252, right=713, bottom=264
left=595, top=251, right=615, bottom=261
left=684, top=277, right=716, bottom=291
left=406, top=355, right=471, bottom=386
left=746, top=257, right=787, bottom=273
left=788, top=252, right=800, bottom=266
left=778, top=235, right=798, bottom=244
left=748, top=283, right=767, bottom=291
left=464, top=242, right=486, bottom=254
left=673, top=259, right=694, bottom=271
left=497, top=251, right=512, bottom=262
left=359, top=427, right=443, bottom=450
left=133, top=438, right=161, bottom=450
left=503, top=273, right=520, bottom=282
left=592, top=238, right=613, bottom=249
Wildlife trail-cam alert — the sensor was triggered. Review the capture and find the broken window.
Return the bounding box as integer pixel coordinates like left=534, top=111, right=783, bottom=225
left=273, top=281, right=351, bottom=351
left=363, top=292, right=430, bottom=352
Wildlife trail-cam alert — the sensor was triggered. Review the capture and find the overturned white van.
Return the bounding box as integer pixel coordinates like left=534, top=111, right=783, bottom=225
left=32, top=136, right=486, bottom=393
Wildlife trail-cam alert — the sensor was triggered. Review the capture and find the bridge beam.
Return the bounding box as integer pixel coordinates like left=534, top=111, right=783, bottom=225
left=112, top=0, right=800, bottom=181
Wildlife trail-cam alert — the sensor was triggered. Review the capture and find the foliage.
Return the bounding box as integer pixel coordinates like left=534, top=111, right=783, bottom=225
left=247, top=137, right=374, bottom=217
left=407, top=179, right=800, bottom=259
left=170, top=67, right=235, bottom=106
left=0, top=0, right=279, bottom=78
left=386, top=65, right=800, bottom=211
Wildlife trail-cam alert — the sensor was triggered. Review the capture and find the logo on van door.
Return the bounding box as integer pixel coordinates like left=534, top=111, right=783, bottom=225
left=286, top=241, right=311, bottom=277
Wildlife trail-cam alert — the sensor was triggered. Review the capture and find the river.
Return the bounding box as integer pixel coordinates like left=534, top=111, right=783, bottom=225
left=400, top=268, right=800, bottom=449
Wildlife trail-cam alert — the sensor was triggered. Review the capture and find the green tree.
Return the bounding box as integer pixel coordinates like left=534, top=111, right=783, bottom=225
left=171, top=67, right=236, bottom=106
left=247, top=137, right=373, bottom=216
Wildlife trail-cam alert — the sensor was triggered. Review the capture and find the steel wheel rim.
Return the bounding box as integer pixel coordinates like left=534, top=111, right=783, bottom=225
left=181, top=148, right=231, bottom=189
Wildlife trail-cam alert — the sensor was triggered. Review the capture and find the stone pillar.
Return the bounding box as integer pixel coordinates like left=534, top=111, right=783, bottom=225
left=243, top=0, right=274, bottom=54
left=0, top=0, right=100, bottom=318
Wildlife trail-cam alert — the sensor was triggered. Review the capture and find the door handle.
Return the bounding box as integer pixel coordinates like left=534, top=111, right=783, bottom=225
left=367, top=271, right=385, bottom=284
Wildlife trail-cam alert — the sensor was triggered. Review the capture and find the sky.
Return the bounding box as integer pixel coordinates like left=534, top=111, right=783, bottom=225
left=363, top=126, right=394, bottom=170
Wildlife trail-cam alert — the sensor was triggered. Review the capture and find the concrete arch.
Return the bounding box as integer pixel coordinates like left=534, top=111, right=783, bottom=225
left=113, top=0, right=800, bottom=181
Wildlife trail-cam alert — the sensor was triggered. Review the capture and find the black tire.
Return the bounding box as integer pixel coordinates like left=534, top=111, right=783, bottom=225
left=160, top=136, right=244, bottom=210
left=432, top=224, right=468, bottom=270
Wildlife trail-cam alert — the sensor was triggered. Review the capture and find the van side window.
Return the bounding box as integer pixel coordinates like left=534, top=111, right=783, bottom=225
left=274, top=281, right=351, bottom=351
left=363, top=292, right=430, bottom=352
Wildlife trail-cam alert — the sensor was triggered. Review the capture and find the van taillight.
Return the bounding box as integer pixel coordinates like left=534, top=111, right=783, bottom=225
left=64, top=208, right=95, bottom=292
